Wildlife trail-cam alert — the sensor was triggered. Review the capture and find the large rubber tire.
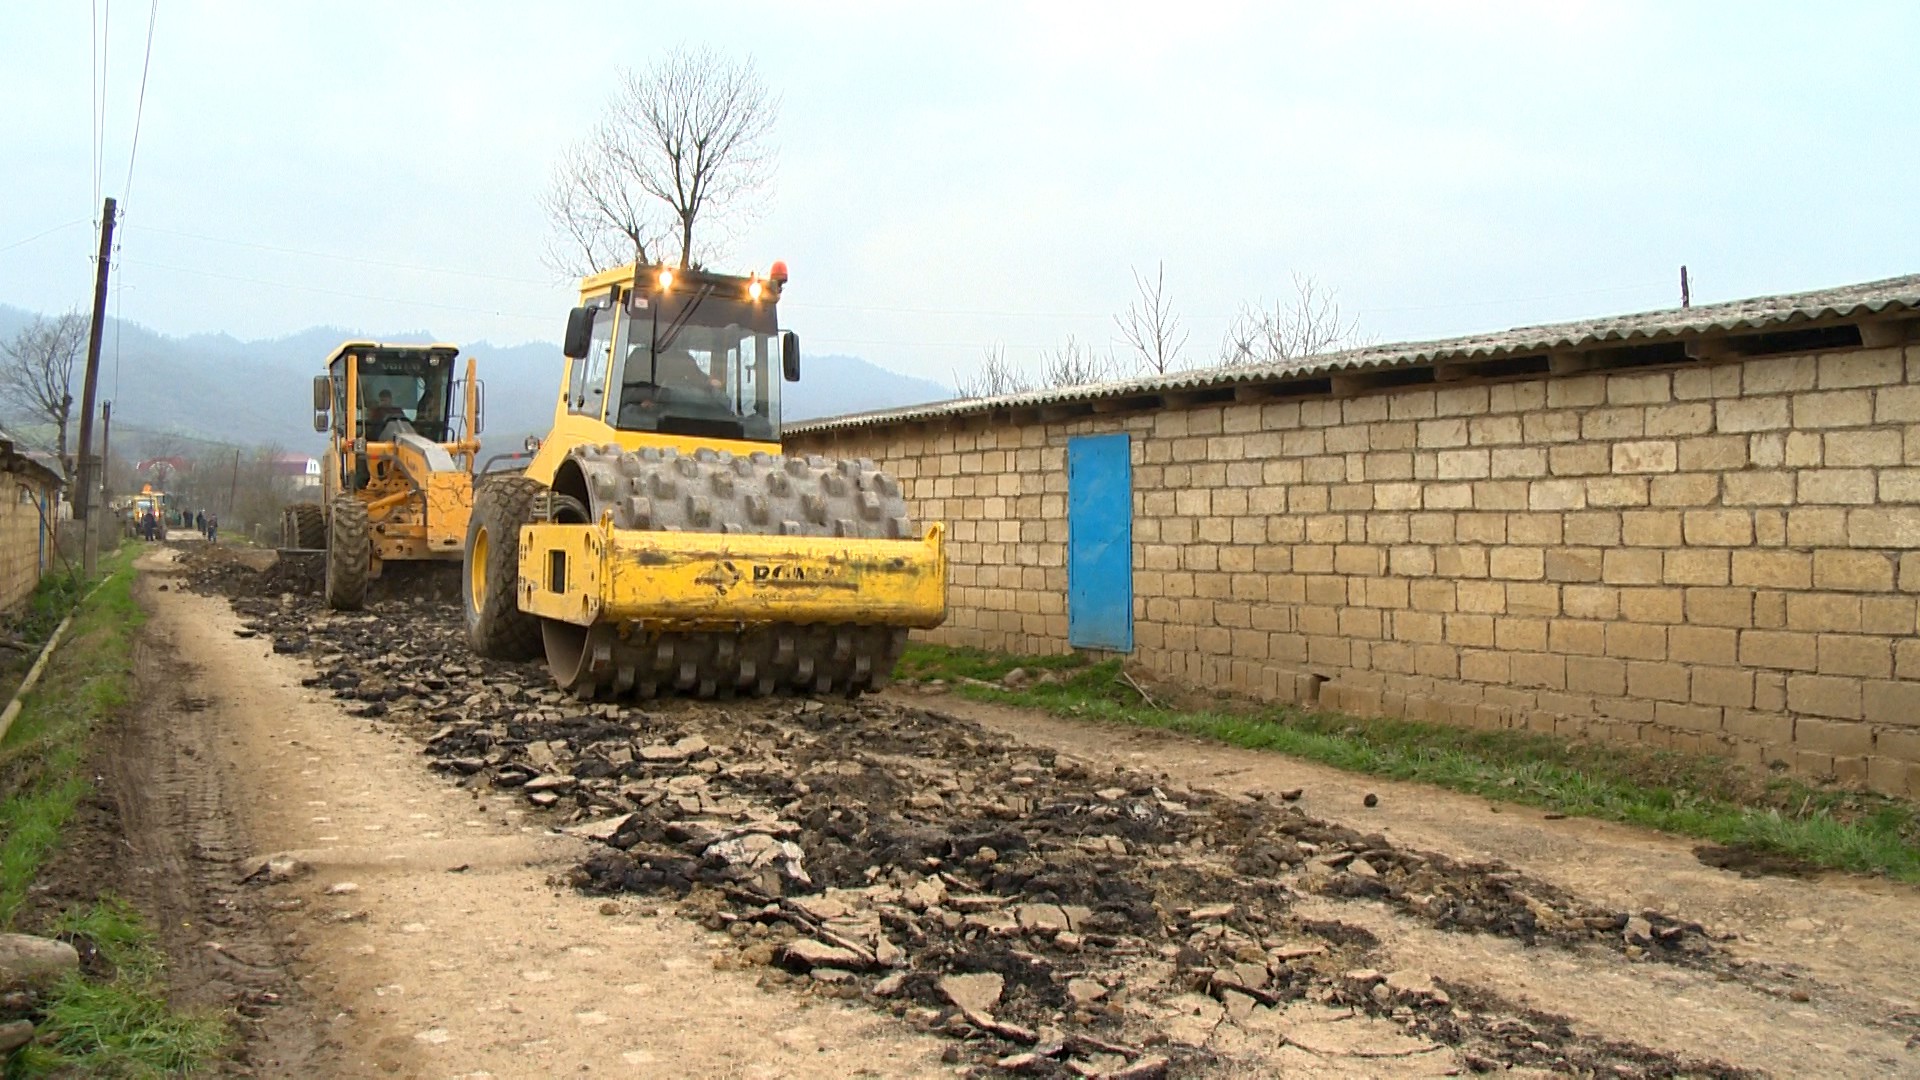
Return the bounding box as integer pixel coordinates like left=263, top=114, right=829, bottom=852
left=464, top=474, right=544, bottom=660
left=324, top=496, right=370, bottom=611
left=284, top=502, right=324, bottom=549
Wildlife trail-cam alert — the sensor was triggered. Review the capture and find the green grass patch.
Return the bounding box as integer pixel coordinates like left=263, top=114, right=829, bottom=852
left=0, top=552, right=222, bottom=1076
left=6, top=900, right=228, bottom=1078
left=1, top=548, right=142, bottom=925
left=899, top=644, right=1920, bottom=882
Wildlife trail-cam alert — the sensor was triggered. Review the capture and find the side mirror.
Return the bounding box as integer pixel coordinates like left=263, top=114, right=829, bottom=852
left=782, top=331, right=801, bottom=382
left=472, top=380, right=485, bottom=434
left=563, top=307, right=595, bottom=359
left=312, top=375, right=331, bottom=411
left=313, top=410, right=329, bottom=433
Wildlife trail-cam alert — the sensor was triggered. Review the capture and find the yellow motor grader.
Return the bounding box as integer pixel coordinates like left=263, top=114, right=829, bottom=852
left=462, top=262, right=946, bottom=698
left=285, top=341, right=483, bottom=609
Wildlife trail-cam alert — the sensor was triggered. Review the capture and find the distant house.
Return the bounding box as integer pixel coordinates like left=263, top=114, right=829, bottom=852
left=273, top=454, right=321, bottom=490
left=0, top=431, right=65, bottom=611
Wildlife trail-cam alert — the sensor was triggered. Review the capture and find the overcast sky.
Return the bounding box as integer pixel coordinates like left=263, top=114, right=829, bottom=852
left=3, top=1, right=1916, bottom=387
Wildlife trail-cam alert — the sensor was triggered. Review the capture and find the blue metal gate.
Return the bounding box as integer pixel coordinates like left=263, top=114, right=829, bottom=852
left=1067, top=433, right=1132, bottom=651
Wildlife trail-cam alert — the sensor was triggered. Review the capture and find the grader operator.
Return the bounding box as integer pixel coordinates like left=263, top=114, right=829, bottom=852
left=286, top=341, right=483, bottom=609
left=462, top=262, right=946, bottom=698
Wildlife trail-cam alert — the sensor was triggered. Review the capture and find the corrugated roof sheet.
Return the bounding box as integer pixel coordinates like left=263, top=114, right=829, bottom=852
left=789, top=273, right=1920, bottom=436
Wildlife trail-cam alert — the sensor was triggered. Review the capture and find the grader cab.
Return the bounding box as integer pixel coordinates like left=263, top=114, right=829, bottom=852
left=285, top=341, right=483, bottom=609
left=461, top=262, right=946, bottom=698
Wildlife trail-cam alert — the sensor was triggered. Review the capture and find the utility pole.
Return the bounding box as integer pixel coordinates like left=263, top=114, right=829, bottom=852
left=100, top=401, right=112, bottom=514
left=76, top=196, right=117, bottom=578
left=1680, top=265, right=1692, bottom=309
left=228, top=449, right=240, bottom=517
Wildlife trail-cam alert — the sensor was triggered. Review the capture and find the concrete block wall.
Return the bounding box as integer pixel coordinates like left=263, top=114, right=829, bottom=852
left=791, top=345, right=1920, bottom=795
left=0, top=471, right=54, bottom=612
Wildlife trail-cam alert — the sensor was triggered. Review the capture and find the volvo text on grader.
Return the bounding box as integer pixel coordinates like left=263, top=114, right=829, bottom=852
left=462, top=262, right=947, bottom=698
left=286, top=341, right=484, bottom=610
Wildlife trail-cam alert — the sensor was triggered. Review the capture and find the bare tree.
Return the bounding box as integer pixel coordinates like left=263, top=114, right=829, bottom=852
left=1041, top=334, right=1118, bottom=389
left=954, top=345, right=1033, bottom=400
left=1114, top=262, right=1188, bottom=375
left=1219, top=273, right=1363, bottom=367
left=540, top=140, right=672, bottom=277
left=545, top=48, right=779, bottom=276
left=0, top=312, right=86, bottom=483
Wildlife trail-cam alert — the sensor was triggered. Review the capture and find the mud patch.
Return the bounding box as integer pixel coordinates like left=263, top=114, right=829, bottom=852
left=1693, top=843, right=1822, bottom=880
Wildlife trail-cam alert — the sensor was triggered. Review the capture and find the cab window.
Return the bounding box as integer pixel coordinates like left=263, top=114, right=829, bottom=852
left=569, top=305, right=617, bottom=419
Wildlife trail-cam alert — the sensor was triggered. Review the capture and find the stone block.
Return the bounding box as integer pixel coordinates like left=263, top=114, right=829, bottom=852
left=1506, top=583, right=1560, bottom=616
left=1817, top=634, right=1892, bottom=678
left=1664, top=549, right=1730, bottom=586
left=1743, top=354, right=1817, bottom=394
left=1812, top=551, right=1895, bottom=593
left=1510, top=651, right=1566, bottom=689
left=1846, top=507, right=1920, bottom=548
left=1796, top=717, right=1873, bottom=756
left=1787, top=592, right=1862, bottom=633
left=1604, top=623, right=1668, bottom=661
left=1862, top=680, right=1920, bottom=726
left=1731, top=551, right=1811, bottom=590
left=1683, top=509, right=1754, bottom=546
left=1799, top=469, right=1877, bottom=505
left=1436, top=449, right=1490, bottom=480
left=1818, top=348, right=1904, bottom=389
left=1610, top=440, right=1678, bottom=474
left=1686, top=587, right=1755, bottom=628
left=1677, top=435, right=1747, bottom=471
left=1793, top=389, right=1874, bottom=428
left=1651, top=473, right=1719, bottom=506
left=1543, top=548, right=1602, bottom=583
left=1566, top=656, right=1626, bottom=695
left=1488, top=547, right=1544, bottom=581
left=1786, top=507, right=1850, bottom=547
left=1825, top=429, right=1903, bottom=467
left=1786, top=674, right=1863, bottom=719
left=1549, top=443, right=1611, bottom=476
left=1741, top=630, right=1817, bottom=671
left=1723, top=471, right=1794, bottom=506
left=1528, top=479, right=1586, bottom=510
left=1715, top=397, right=1789, bottom=433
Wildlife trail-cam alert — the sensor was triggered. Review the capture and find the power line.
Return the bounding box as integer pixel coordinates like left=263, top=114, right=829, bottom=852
left=0, top=220, right=90, bottom=256
left=121, top=0, right=159, bottom=207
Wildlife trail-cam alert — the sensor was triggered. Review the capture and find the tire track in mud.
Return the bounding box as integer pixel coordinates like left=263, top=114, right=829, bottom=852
left=185, top=547, right=1774, bottom=1078
left=19, top=565, right=338, bottom=1077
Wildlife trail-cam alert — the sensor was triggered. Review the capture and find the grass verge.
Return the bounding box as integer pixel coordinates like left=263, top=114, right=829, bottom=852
left=0, top=550, right=225, bottom=1075
left=898, top=644, right=1920, bottom=882
left=0, top=548, right=141, bottom=924
left=6, top=901, right=227, bottom=1078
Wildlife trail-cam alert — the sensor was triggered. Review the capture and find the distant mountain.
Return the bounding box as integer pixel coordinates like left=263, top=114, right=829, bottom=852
left=784, top=354, right=952, bottom=422
left=0, top=306, right=953, bottom=458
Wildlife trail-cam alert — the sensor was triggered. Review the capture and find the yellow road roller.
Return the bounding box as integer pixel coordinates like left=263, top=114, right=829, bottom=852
left=461, top=262, right=946, bottom=698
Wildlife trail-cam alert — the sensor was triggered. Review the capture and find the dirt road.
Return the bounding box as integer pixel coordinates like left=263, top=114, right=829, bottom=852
left=116, top=548, right=952, bottom=1077
left=74, top=545, right=1920, bottom=1078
